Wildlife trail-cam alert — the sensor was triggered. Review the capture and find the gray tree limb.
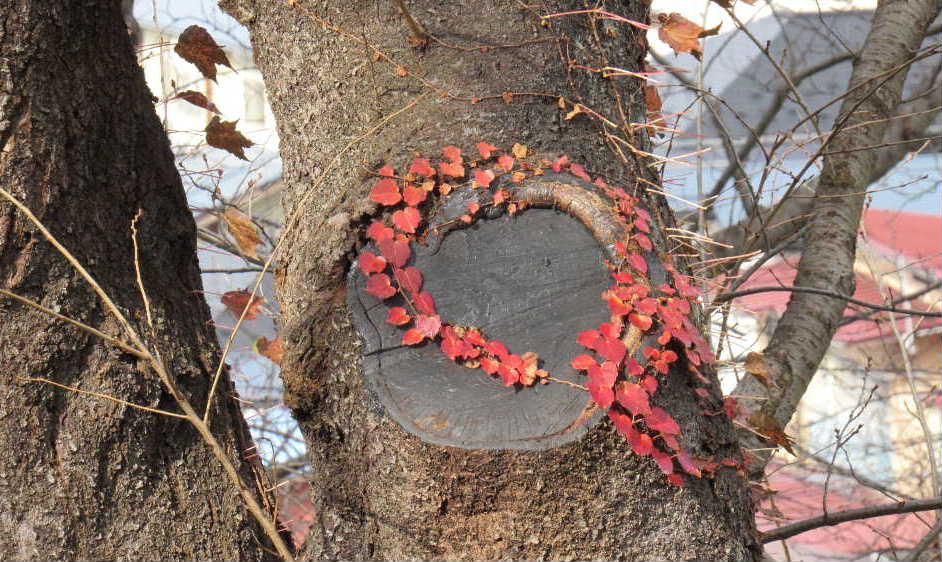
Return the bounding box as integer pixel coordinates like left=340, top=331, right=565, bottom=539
left=731, top=0, right=942, bottom=466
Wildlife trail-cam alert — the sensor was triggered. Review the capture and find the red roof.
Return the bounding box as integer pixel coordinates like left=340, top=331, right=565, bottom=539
left=731, top=209, right=942, bottom=343
left=277, top=479, right=316, bottom=548
left=863, top=208, right=942, bottom=274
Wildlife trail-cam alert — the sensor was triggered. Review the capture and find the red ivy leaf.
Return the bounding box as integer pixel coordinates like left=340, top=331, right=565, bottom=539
left=628, top=253, right=648, bottom=274
left=629, top=430, right=654, bottom=457
left=394, top=266, right=423, bottom=296
left=599, top=322, right=622, bottom=340
left=392, top=206, right=421, bottom=234
left=358, top=251, right=387, bottom=274
left=608, top=408, right=633, bottom=436
left=587, top=361, right=618, bottom=408
left=676, top=451, right=702, bottom=477
left=474, top=169, right=496, bottom=188
left=439, top=161, right=465, bottom=178
left=402, top=328, right=425, bottom=346
left=570, top=354, right=598, bottom=371
left=497, top=154, right=515, bottom=172
left=569, top=163, right=591, bottom=182
left=667, top=473, right=685, bottom=487
left=403, top=184, right=427, bottom=207
left=629, top=312, right=653, bottom=331
left=477, top=141, right=499, bottom=159
left=378, top=164, right=395, bottom=177
left=413, top=291, right=437, bottom=315
left=377, top=238, right=411, bottom=268
left=647, top=407, right=681, bottom=435
left=615, top=382, right=652, bottom=417
left=415, top=314, right=442, bottom=338
left=652, top=448, right=675, bottom=475
left=442, top=145, right=462, bottom=163
left=640, top=374, right=658, bottom=394
left=367, top=220, right=394, bottom=242
left=484, top=340, right=509, bottom=359
left=635, top=233, right=653, bottom=252
left=498, top=363, right=519, bottom=386
left=480, top=356, right=500, bottom=374
left=636, top=298, right=658, bottom=315
left=370, top=178, right=402, bottom=206
left=365, top=273, right=397, bottom=300
left=409, top=158, right=435, bottom=178
left=613, top=271, right=635, bottom=284
left=595, top=336, right=627, bottom=366
left=386, top=306, right=411, bottom=326
left=577, top=329, right=601, bottom=350
left=551, top=154, right=570, bottom=172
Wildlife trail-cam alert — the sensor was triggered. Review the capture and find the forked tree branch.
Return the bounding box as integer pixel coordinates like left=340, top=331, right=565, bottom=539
left=731, top=0, right=942, bottom=466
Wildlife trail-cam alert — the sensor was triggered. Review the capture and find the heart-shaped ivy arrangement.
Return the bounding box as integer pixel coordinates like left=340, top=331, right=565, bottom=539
left=353, top=142, right=736, bottom=485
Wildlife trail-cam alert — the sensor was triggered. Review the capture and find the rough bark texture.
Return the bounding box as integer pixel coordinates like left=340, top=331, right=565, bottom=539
left=0, top=2, right=277, bottom=559
left=732, top=0, right=942, bottom=462
left=222, top=1, right=760, bottom=560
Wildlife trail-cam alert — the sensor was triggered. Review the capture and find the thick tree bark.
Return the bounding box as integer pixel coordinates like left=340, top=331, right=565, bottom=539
left=0, top=3, right=277, bottom=559
left=223, top=1, right=760, bottom=560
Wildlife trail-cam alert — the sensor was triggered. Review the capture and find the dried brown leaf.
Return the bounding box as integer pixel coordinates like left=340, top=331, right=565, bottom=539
left=748, top=411, right=796, bottom=455
left=174, top=25, right=232, bottom=82
left=744, top=351, right=777, bottom=389
left=223, top=208, right=262, bottom=259
left=172, top=90, right=221, bottom=114
left=205, top=116, right=253, bottom=161
left=221, top=289, right=264, bottom=320
left=657, top=13, right=720, bottom=60
left=254, top=336, right=284, bottom=366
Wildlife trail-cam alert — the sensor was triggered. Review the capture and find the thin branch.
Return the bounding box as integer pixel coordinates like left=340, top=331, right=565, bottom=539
left=393, top=0, right=429, bottom=45
left=760, top=497, right=942, bottom=543
left=715, top=285, right=942, bottom=318
left=131, top=209, right=154, bottom=329
left=0, top=187, right=138, bottom=342
left=902, top=520, right=942, bottom=562
left=0, top=288, right=148, bottom=359
left=839, top=280, right=942, bottom=326
left=18, top=376, right=189, bottom=420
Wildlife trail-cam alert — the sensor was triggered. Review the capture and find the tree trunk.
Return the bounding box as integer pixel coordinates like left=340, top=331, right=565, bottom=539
left=223, top=1, right=761, bottom=560
left=0, top=3, right=277, bottom=559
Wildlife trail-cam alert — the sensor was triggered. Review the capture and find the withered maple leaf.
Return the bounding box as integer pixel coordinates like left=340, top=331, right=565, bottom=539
left=223, top=208, right=262, bottom=259
left=205, top=116, right=253, bottom=161
left=174, top=25, right=233, bottom=82
left=172, top=90, right=221, bottom=114
left=657, top=13, right=721, bottom=60
left=221, top=289, right=264, bottom=320
left=254, top=336, right=284, bottom=366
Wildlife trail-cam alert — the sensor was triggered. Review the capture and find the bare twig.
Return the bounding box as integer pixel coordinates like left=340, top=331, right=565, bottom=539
left=18, top=376, right=189, bottom=420
left=0, top=288, right=147, bottom=359
left=760, top=496, right=942, bottom=543
left=715, top=285, right=942, bottom=319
